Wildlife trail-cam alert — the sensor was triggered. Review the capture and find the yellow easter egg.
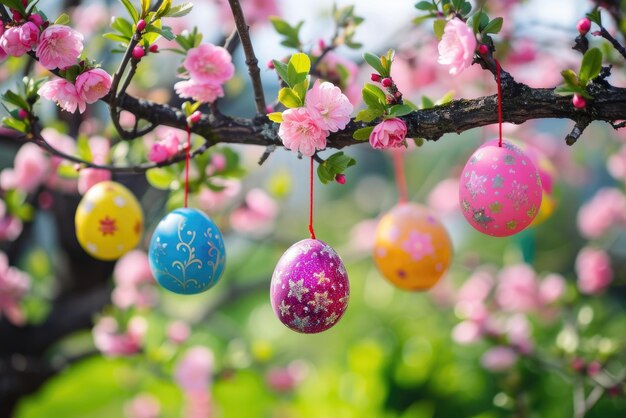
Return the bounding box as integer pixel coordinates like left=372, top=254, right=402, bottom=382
left=75, top=181, right=144, bottom=261
left=530, top=191, right=556, bottom=226
left=373, top=203, right=452, bottom=291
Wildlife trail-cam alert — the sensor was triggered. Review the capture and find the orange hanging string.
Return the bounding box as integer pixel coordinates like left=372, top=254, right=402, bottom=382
left=495, top=59, right=503, bottom=147
left=184, top=127, right=191, bottom=208
left=308, top=156, right=316, bottom=239
left=392, top=149, right=408, bottom=204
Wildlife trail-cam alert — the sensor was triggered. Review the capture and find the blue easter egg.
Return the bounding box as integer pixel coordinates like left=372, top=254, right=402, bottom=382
left=149, top=208, right=226, bottom=294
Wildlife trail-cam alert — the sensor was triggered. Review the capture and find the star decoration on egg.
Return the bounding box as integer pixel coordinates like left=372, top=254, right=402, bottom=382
left=288, top=279, right=309, bottom=302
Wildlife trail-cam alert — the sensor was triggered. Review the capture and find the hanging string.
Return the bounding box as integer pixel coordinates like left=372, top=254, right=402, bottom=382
left=495, top=59, right=503, bottom=147
left=392, top=149, right=408, bottom=204
left=308, top=156, right=316, bottom=239
left=184, top=126, right=191, bottom=208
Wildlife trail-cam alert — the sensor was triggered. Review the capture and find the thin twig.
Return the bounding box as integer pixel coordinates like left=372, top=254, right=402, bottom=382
left=227, top=0, right=267, bottom=116
left=223, top=28, right=240, bottom=55
left=596, top=27, right=626, bottom=60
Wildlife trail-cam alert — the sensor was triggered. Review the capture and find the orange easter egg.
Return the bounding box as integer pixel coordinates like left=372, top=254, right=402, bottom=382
left=373, top=203, right=452, bottom=291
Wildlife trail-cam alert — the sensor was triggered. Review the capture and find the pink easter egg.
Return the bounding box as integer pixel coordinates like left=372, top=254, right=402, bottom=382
left=459, top=139, right=542, bottom=237
left=270, top=239, right=349, bottom=334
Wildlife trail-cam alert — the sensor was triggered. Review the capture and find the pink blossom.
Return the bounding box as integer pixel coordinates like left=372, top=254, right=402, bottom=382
left=206, top=153, right=226, bottom=176
left=576, top=247, right=613, bottom=295
left=278, top=107, right=328, bottom=156
left=124, top=393, right=161, bottom=418
left=0, top=22, right=39, bottom=57
left=305, top=80, right=353, bottom=132
left=577, top=188, right=626, bottom=239
left=216, top=0, right=279, bottom=30
left=148, top=131, right=181, bottom=163
left=167, top=320, right=191, bottom=344
left=369, top=118, right=407, bottom=149
left=0, top=143, right=49, bottom=193
left=183, top=43, right=234, bottom=84
left=230, top=188, right=278, bottom=236
left=437, top=18, right=476, bottom=75
left=452, top=320, right=483, bottom=344
left=92, top=316, right=147, bottom=357
left=0, top=252, right=30, bottom=325
left=506, top=38, right=537, bottom=65
left=495, top=264, right=539, bottom=312
left=539, top=273, right=565, bottom=305
left=75, top=68, right=112, bottom=103
left=481, top=346, right=518, bottom=371
left=174, top=79, right=224, bottom=103
left=607, top=145, right=626, bottom=181
left=112, top=250, right=156, bottom=310
left=78, top=168, right=111, bottom=194
left=505, top=314, right=533, bottom=354
left=196, top=180, right=241, bottom=212
left=41, top=128, right=78, bottom=193
left=457, top=269, right=495, bottom=303
left=265, top=361, right=307, bottom=392
left=315, top=51, right=360, bottom=105
left=427, top=178, right=461, bottom=215
left=0, top=216, right=23, bottom=241
left=36, top=25, right=83, bottom=69
left=0, top=25, right=7, bottom=62
left=147, top=143, right=170, bottom=163
left=38, top=78, right=86, bottom=113
left=71, top=3, right=110, bottom=36
left=174, top=346, right=214, bottom=392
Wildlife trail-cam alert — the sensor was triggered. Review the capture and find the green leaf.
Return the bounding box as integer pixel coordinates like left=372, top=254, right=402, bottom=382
left=460, top=1, right=472, bottom=15
left=272, top=60, right=290, bottom=85
left=483, top=17, right=503, bottom=34
left=561, top=69, right=579, bottom=87
left=435, top=90, right=455, bottom=105
left=56, top=162, right=79, bottom=179
left=287, top=52, right=310, bottom=87
left=415, top=1, right=437, bottom=11
left=119, top=0, right=139, bottom=22
left=144, top=20, right=163, bottom=44
left=355, top=108, right=383, bottom=123
left=554, top=85, right=593, bottom=99
left=140, top=0, right=151, bottom=17
left=103, top=33, right=131, bottom=44
left=578, top=47, right=602, bottom=85
left=363, top=52, right=386, bottom=76
left=267, top=112, right=283, bottom=123
left=352, top=126, right=375, bottom=141
left=54, top=13, right=70, bottom=26
left=146, top=167, right=176, bottom=190
left=363, top=83, right=387, bottom=105
left=166, top=2, right=194, bottom=17
left=292, top=80, right=309, bottom=101
left=388, top=104, right=413, bottom=117
left=155, top=0, right=172, bottom=18
left=112, top=16, right=134, bottom=38
left=2, top=90, right=30, bottom=110
left=433, top=19, right=447, bottom=40
left=0, top=0, right=25, bottom=14
left=317, top=152, right=357, bottom=184
left=586, top=8, right=602, bottom=26
left=421, top=96, right=434, bottom=109
left=2, top=117, right=28, bottom=133
left=269, top=17, right=302, bottom=50
left=182, top=101, right=201, bottom=116
left=76, top=136, right=93, bottom=162
left=277, top=88, right=302, bottom=108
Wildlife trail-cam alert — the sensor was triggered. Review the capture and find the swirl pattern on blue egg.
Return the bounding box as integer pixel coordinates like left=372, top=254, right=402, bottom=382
left=149, top=208, right=226, bottom=294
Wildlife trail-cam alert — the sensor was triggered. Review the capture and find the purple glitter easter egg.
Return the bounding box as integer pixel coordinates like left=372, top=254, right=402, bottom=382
left=270, top=239, right=350, bottom=334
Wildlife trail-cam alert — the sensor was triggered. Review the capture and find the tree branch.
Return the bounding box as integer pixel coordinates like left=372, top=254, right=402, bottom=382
left=226, top=0, right=267, bottom=116
left=596, top=27, right=626, bottom=60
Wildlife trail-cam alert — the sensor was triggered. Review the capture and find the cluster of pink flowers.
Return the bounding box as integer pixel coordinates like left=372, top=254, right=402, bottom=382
left=175, top=43, right=235, bottom=104
left=230, top=188, right=278, bottom=237
left=369, top=118, right=408, bottom=149
left=38, top=67, right=112, bottom=114
left=0, top=251, right=30, bottom=326
left=124, top=393, right=161, bottom=418
left=148, top=130, right=182, bottom=163
left=175, top=346, right=215, bottom=418
left=452, top=264, right=565, bottom=372
left=92, top=315, right=147, bottom=357
left=278, top=80, right=353, bottom=156
left=111, top=250, right=158, bottom=310
left=437, top=18, right=477, bottom=75
left=577, top=187, right=626, bottom=239
left=575, top=247, right=613, bottom=295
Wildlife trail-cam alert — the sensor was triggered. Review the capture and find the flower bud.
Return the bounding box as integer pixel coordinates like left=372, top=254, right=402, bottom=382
left=370, top=73, right=381, bottom=82
left=335, top=174, right=346, bottom=185
left=381, top=77, right=392, bottom=88
left=572, top=94, right=586, bottom=109
left=187, top=110, right=202, bottom=125
left=136, top=19, right=147, bottom=32
left=267, top=59, right=275, bottom=69
left=28, top=13, right=44, bottom=26
left=132, top=46, right=145, bottom=60
left=17, top=109, right=28, bottom=119
left=149, top=44, right=159, bottom=53
left=577, top=18, right=591, bottom=35
left=478, top=44, right=489, bottom=55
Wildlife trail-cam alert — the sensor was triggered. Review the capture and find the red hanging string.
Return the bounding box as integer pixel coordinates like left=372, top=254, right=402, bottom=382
left=392, top=149, right=408, bottom=204
left=308, top=156, right=316, bottom=239
left=495, top=59, right=503, bottom=147
left=184, top=127, right=191, bottom=208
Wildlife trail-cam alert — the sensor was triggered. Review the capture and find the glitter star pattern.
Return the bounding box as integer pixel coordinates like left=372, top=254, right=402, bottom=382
left=466, top=171, right=488, bottom=199
left=270, top=239, right=350, bottom=334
